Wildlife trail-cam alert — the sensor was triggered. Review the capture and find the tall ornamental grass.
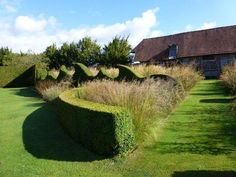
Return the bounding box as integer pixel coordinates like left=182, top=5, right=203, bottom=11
left=132, top=64, right=203, bottom=91
left=221, top=61, right=236, bottom=94
left=35, top=80, right=71, bottom=101
left=78, top=79, right=185, bottom=142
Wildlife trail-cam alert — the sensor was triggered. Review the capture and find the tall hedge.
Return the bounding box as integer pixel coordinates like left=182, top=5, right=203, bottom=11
left=116, top=64, right=145, bottom=81
left=0, top=65, right=35, bottom=87
left=57, top=65, right=70, bottom=81
left=72, top=63, right=95, bottom=85
left=54, top=89, right=135, bottom=156
left=95, top=67, right=114, bottom=80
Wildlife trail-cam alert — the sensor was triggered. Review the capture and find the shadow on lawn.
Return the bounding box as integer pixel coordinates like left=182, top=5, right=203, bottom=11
left=22, top=103, right=104, bottom=162
left=200, top=98, right=233, bottom=103
left=172, top=170, right=236, bottom=177
left=149, top=81, right=236, bottom=155
left=10, top=87, right=40, bottom=98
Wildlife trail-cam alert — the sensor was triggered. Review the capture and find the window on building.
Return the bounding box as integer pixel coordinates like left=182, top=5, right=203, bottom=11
left=169, top=44, right=178, bottom=59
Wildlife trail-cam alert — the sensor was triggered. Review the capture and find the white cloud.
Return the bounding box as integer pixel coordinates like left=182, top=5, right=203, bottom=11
left=14, top=16, right=57, bottom=33
left=0, top=8, right=161, bottom=53
left=185, top=22, right=217, bottom=32
left=185, top=24, right=193, bottom=31
left=0, top=0, right=20, bottom=13
left=198, top=22, right=217, bottom=30
left=5, top=4, right=16, bottom=12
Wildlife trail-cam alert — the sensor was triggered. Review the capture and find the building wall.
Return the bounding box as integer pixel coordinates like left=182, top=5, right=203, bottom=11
left=180, top=54, right=236, bottom=77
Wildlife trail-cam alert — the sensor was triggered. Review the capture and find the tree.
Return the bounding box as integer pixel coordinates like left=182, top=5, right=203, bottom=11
left=102, top=36, right=132, bottom=66
left=0, top=47, right=13, bottom=66
left=77, top=37, right=101, bottom=66
left=44, top=44, right=60, bottom=69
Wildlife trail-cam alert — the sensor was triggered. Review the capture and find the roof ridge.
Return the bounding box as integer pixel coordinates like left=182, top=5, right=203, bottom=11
left=144, top=24, right=236, bottom=41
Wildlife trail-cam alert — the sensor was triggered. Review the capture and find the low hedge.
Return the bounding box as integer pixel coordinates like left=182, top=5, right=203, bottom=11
left=0, top=65, right=35, bottom=87
left=150, top=74, right=178, bottom=84
left=72, top=63, right=95, bottom=85
left=36, top=68, right=47, bottom=81
left=57, top=65, right=70, bottom=81
left=95, top=67, right=114, bottom=80
left=54, top=89, right=135, bottom=156
left=45, top=70, right=58, bottom=80
left=116, top=64, right=145, bottom=81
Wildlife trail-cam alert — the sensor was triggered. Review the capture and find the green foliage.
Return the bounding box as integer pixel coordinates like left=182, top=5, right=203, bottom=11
left=36, top=68, right=48, bottom=81
left=150, top=74, right=184, bottom=90
left=54, top=89, right=135, bottom=156
left=57, top=65, right=70, bottom=81
left=58, top=43, right=78, bottom=67
left=102, top=36, right=132, bottom=66
left=45, top=38, right=101, bottom=69
left=77, top=37, right=101, bottom=65
left=72, top=63, right=95, bottom=85
left=7, top=53, right=49, bottom=67
left=0, top=47, right=13, bottom=66
left=0, top=65, right=35, bottom=87
left=116, top=64, right=145, bottom=81
left=45, top=70, right=58, bottom=80
left=44, top=43, right=60, bottom=69
left=95, top=67, right=114, bottom=80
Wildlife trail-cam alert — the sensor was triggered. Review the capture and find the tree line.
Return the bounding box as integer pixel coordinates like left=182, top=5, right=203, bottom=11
left=0, top=36, right=133, bottom=68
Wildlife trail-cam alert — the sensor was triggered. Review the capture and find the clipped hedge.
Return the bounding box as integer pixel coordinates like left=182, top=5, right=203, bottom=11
left=45, top=70, right=58, bottom=80
left=0, top=65, right=35, bottom=87
left=57, top=65, right=70, bottom=81
left=95, top=67, right=114, bottom=80
left=116, top=64, right=145, bottom=81
left=73, top=63, right=95, bottom=85
left=36, top=68, right=47, bottom=81
left=54, top=89, right=135, bottom=156
left=149, top=74, right=183, bottom=87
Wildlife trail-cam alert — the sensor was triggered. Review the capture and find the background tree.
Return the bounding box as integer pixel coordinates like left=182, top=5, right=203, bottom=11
left=77, top=37, right=101, bottom=66
left=0, top=47, right=13, bottom=66
left=44, top=44, right=59, bottom=69
left=102, top=36, right=132, bottom=66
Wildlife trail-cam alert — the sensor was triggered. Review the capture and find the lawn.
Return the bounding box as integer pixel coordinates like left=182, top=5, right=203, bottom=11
left=0, top=80, right=236, bottom=177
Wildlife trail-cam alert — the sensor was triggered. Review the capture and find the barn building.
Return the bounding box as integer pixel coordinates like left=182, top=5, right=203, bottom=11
left=132, top=25, right=236, bottom=77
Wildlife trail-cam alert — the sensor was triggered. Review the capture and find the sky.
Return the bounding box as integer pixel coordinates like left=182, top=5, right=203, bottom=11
left=0, top=0, right=236, bottom=53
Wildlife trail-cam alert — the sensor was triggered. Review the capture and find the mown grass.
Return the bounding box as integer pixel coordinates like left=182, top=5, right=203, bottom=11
left=0, top=80, right=236, bottom=177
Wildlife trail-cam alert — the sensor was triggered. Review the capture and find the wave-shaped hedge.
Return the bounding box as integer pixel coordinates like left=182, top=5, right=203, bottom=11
left=72, top=63, right=181, bottom=88
left=0, top=65, right=35, bottom=87
left=54, top=89, right=135, bottom=156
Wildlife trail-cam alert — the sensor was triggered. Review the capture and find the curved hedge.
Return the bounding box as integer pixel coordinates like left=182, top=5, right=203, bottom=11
left=45, top=70, right=58, bottom=80
left=0, top=65, right=35, bottom=87
left=150, top=74, right=179, bottom=85
left=57, top=65, right=70, bottom=81
left=72, top=63, right=95, bottom=85
left=116, top=64, right=145, bottom=81
left=54, top=89, right=135, bottom=156
left=95, top=67, right=113, bottom=80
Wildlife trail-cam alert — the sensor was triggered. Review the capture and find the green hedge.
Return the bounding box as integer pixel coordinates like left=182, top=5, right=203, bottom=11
left=150, top=74, right=184, bottom=90
left=116, top=64, right=145, bottom=81
left=0, top=65, right=35, bottom=87
left=45, top=70, right=58, bottom=80
left=54, top=89, right=135, bottom=156
left=36, top=67, right=47, bottom=81
left=57, top=65, right=70, bottom=81
left=72, top=63, right=95, bottom=85
left=95, top=67, right=114, bottom=80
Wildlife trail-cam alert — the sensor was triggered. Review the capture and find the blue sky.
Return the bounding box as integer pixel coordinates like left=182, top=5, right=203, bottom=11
left=0, top=0, right=236, bottom=52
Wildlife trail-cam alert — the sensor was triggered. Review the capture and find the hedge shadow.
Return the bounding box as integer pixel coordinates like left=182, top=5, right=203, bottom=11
left=22, top=103, right=104, bottom=162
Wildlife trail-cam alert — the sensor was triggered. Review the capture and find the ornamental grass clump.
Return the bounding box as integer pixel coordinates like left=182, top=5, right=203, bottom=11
left=221, top=61, right=236, bottom=94
left=79, top=79, right=184, bottom=142
left=132, top=64, right=203, bottom=91
left=35, top=80, right=71, bottom=101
